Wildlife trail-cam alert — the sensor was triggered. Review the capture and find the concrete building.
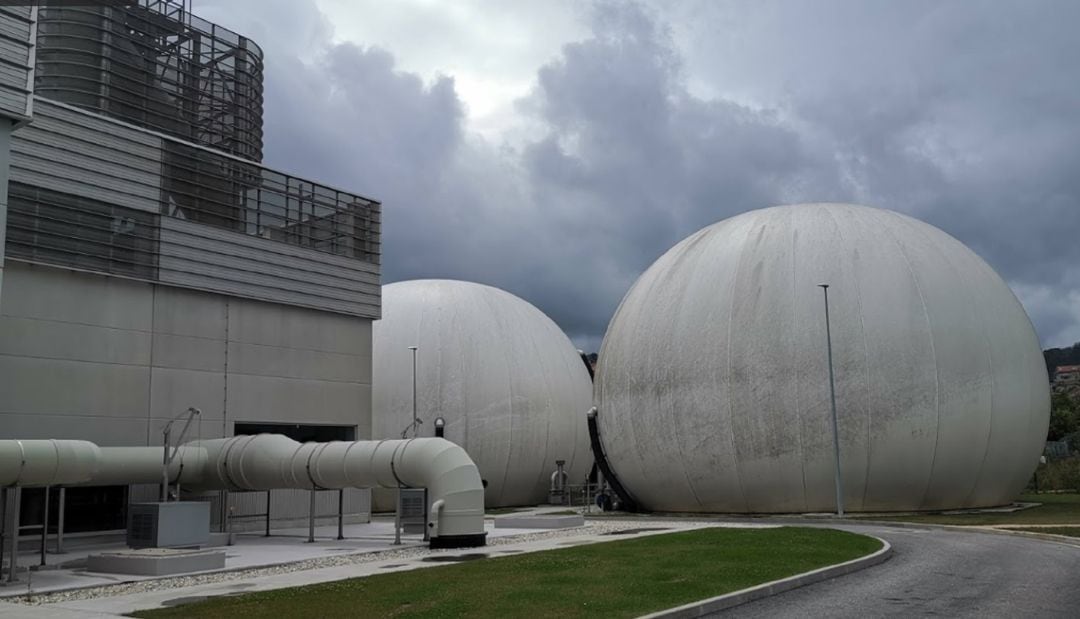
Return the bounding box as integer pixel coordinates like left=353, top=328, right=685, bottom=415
left=0, top=2, right=381, bottom=532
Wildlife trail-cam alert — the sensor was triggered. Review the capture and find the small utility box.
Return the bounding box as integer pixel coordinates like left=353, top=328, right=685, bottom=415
left=128, top=502, right=211, bottom=549
left=399, top=488, right=428, bottom=535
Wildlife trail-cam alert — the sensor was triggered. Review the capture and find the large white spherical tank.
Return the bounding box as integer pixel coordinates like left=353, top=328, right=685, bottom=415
left=595, top=203, right=1050, bottom=513
left=373, top=280, right=593, bottom=507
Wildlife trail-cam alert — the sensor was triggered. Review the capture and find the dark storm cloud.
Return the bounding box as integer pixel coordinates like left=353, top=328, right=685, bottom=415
left=197, top=0, right=1080, bottom=349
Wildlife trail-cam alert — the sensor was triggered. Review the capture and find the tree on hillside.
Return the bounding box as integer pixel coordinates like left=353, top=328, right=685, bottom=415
left=1044, top=341, right=1080, bottom=379
left=1048, top=392, right=1079, bottom=442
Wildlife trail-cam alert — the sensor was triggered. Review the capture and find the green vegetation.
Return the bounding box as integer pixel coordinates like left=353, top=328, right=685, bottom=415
left=1030, top=456, right=1080, bottom=493
left=130, top=527, right=881, bottom=619
left=859, top=493, right=1080, bottom=526
left=1009, top=526, right=1080, bottom=538
left=1048, top=393, right=1080, bottom=443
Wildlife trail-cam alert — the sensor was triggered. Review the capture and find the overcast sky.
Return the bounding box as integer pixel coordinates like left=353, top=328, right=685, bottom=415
left=197, top=0, right=1080, bottom=352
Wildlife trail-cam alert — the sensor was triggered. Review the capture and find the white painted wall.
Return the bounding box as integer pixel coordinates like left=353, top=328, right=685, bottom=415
left=0, top=262, right=374, bottom=522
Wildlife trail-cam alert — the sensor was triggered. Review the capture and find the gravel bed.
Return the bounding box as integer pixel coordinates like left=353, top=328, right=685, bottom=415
left=9, top=520, right=656, bottom=606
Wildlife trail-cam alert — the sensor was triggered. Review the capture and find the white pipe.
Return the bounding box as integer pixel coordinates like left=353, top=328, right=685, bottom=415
left=0, top=440, right=98, bottom=487
left=429, top=499, right=445, bottom=538
left=0, top=436, right=486, bottom=547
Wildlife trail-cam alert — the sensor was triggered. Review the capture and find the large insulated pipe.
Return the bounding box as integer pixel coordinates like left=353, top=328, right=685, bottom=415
left=0, top=440, right=99, bottom=487
left=0, top=436, right=486, bottom=548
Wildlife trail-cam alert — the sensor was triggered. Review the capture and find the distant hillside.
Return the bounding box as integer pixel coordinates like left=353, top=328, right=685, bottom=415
left=1045, top=342, right=1080, bottom=378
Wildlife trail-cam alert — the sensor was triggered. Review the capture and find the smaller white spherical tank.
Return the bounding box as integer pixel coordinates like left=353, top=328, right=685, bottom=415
left=373, top=280, right=593, bottom=507
left=595, top=203, right=1050, bottom=513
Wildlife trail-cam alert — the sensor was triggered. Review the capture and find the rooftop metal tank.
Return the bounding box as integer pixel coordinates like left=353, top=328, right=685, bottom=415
left=594, top=203, right=1050, bottom=513
left=34, top=0, right=264, bottom=161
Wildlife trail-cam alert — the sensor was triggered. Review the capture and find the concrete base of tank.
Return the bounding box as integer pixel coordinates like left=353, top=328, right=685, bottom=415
left=86, top=548, right=226, bottom=576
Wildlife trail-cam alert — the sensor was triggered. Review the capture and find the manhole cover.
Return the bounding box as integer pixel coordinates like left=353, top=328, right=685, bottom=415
left=421, top=553, right=488, bottom=563
left=602, top=527, right=671, bottom=536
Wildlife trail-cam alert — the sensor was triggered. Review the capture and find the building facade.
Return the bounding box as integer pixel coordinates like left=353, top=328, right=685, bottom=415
left=0, top=2, right=381, bottom=532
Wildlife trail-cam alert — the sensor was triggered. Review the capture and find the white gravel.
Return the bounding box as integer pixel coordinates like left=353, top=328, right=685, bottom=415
left=9, top=520, right=664, bottom=606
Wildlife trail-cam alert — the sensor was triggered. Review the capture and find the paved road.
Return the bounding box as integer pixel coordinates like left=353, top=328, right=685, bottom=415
left=716, top=524, right=1080, bottom=618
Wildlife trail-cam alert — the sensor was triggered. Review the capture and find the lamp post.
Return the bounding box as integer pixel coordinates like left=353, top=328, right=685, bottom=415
left=408, top=346, right=419, bottom=438
left=818, top=284, right=844, bottom=517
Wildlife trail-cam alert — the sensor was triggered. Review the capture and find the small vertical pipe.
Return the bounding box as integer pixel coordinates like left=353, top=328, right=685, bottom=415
left=39, top=487, right=49, bottom=567
left=0, top=488, right=7, bottom=580
left=264, top=490, right=271, bottom=537
left=393, top=488, right=402, bottom=545
left=7, top=488, right=21, bottom=583
left=422, top=489, right=430, bottom=543
left=161, top=429, right=170, bottom=503
left=219, top=490, right=228, bottom=534
left=307, top=489, right=315, bottom=543
left=337, top=489, right=344, bottom=540
left=56, top=488, right=65, bottom=554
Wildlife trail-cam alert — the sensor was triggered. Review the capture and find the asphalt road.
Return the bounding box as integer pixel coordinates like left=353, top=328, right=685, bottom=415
left=716, top=523, right=1080, bottom=618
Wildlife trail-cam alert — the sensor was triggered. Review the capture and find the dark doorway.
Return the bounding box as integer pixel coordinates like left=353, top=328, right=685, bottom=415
left=19, top=486, right=127, bottom=533
left=233, top=423, right=356, bottom=443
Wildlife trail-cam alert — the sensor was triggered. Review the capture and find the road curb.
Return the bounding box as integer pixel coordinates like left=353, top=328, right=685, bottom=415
left=637, top=536, right=892, bottom=619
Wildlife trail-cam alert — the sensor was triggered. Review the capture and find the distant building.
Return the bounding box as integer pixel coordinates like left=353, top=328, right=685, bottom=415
left=1054, top=365, right=1080, bottom=385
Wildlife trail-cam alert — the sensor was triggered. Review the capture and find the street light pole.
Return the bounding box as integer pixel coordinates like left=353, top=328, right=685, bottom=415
left=818, top=284, right=844, bottom=517
left=408, top=346, right=419, bottom=438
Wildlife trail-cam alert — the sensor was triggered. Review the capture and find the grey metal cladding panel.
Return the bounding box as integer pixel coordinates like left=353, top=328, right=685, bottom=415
left=0, top=6, right=33, bottom=20
left=160, top=268, right=377, bottom=318
left=34, top=100, right=163, bottom=151
left=0, top=38, right=28, bottom=65
left=159, top=242, right=380, bottom=295
left=0, top=63, right=27, bottom=89
left=159, top=223, right=381, bottom=319
left=0, top=88, right=25, bottom=117
left=10, top=116, right=163, bottom=212
left=0, top=14, right=31, bottom=42
left=157, top=255, right=380, bottom=315
left=11, top=157, right=160, bottom=213
left=162, top=218, right=379, bottom=283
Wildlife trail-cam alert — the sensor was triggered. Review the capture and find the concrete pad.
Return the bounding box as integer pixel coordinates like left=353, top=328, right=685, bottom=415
left=494, top=514, right=585, bottom=529
left=87, top=549, right=226, bottom=576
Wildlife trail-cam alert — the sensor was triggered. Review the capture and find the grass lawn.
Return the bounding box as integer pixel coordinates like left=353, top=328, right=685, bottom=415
left=129, top=527, right=881, bottom=619
left=1009, top=526, right=1080, bottom=538
left=858, top=493, right=1080, bottom=526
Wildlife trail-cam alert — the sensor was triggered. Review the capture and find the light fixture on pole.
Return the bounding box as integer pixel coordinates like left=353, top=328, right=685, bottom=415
left=408, top=346, right=419, bottom=438
left=818, top=284, right=844, bottom=517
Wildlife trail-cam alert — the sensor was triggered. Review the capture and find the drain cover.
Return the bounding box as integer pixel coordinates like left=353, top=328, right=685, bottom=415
left=602, top=527, right=670, bottom=536
left=421, top=553, right=488, bottom=563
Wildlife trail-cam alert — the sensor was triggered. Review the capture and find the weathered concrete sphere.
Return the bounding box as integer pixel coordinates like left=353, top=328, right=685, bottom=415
left=373, top=280, right=593, bottom=507
left=595, top=203, right=1050, bottom=513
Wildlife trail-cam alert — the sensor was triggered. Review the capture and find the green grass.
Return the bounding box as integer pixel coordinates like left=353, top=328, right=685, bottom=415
left=857, top=493, right=1080, bottom=526
left=1009, top=526, right=1080, bottom=538
left=129, top=527, right=880, bottom=619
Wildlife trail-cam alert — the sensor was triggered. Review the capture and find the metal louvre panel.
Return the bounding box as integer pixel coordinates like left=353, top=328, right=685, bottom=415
left=0, top=4, right=34, bottom=121
left=7, top=99, right=382, bottom=319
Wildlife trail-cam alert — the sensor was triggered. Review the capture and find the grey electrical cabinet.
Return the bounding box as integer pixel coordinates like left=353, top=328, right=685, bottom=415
left=128, top=502, right=211, bottom=549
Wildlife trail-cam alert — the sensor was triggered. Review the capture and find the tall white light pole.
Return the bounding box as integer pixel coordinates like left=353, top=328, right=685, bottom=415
left=408, top=346, right=419, bottom=438
left=818, top=284, right=844, bottom=517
